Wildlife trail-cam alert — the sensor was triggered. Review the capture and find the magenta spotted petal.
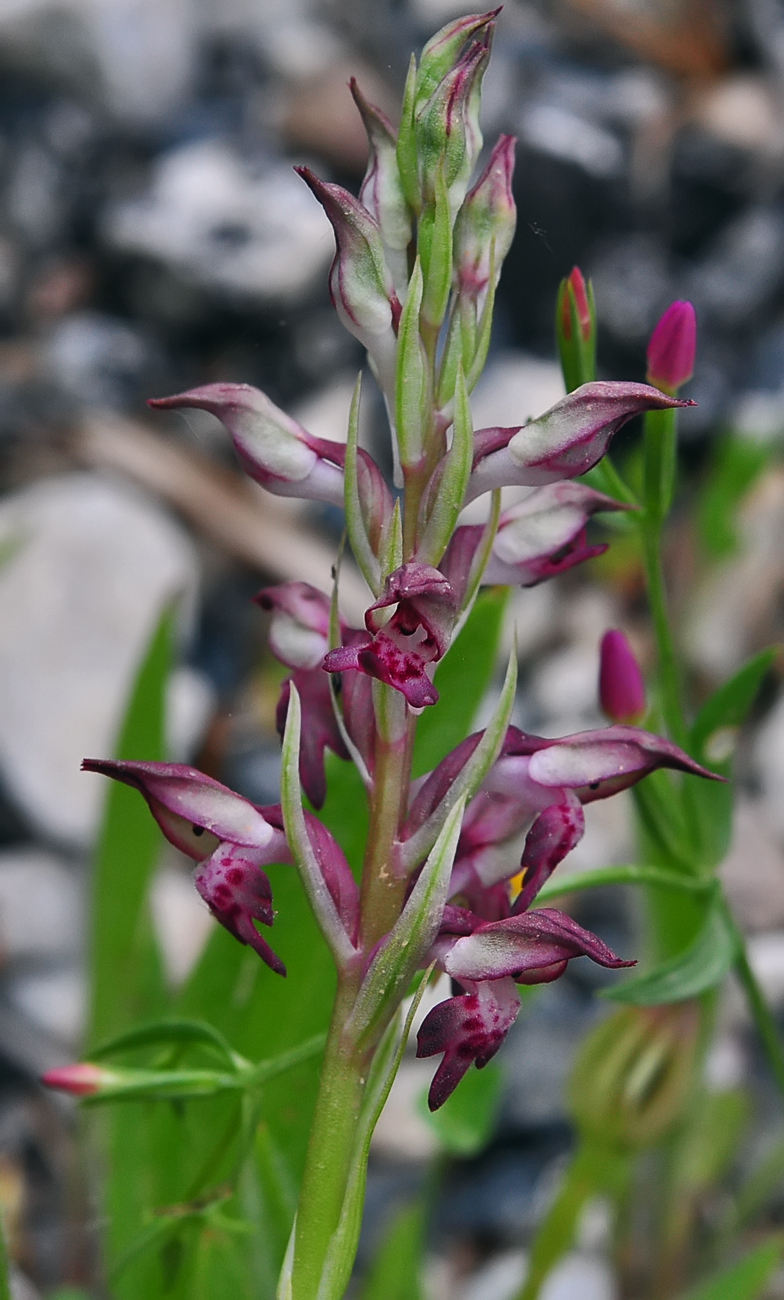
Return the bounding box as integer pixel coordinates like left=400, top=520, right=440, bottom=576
left=323, top=564, right=457, bottom=708
left=416, top=977, right=520, bottom=1110
left=194, top=842, right=284, bottom=974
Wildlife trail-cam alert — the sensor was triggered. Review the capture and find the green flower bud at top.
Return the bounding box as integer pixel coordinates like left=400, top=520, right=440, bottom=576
left=454, top=134, right=517, bottom=305
left=350, top=79, right=412, bottom=293
left=556, top=265, right=597, bottom=393
left=415, top=16, right=495, bottom=220
left=296, top=167, right=401, bottom=398
left=568, top=1002, right=699, bottom=1151
left=415, top=9, right=500, bottom=112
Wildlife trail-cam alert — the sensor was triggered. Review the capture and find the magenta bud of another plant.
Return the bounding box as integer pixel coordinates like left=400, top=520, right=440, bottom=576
left=599, top=630, right=646, bottom=724
left=42, top=1063, right=116, bottom=1096
left=149, top=384, right=345, bottom=507
left=646, top=301, right=697, bottom=395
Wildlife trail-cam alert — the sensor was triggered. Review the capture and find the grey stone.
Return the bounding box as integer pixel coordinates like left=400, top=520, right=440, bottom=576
left=0, top=849, right=81, bottom=961
left=0, top=472, right=198, bottom=843
left=104, top=141, right=331, bottom=304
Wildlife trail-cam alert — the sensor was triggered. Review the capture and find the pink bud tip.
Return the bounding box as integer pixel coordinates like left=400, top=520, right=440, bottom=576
left=41, top=1063, right=106, bottom=1096
left=561, top=266, right=591, bottom=343
left=646, top=301, right=696, bottom=394
left=599, top=630, right=646, bottom=724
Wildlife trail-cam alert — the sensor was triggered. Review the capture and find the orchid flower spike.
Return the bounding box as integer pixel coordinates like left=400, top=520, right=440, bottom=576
left=149, top=383, right=345, bottom=507
left=467, top=382, right=694, bottom=502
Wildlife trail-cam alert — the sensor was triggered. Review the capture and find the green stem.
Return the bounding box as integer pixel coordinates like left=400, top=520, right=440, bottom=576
left=640, top=406, right=688, bottom=749
left=640, top=523, right=687, bottom=750
left=730, top=912, right=784, bottom=1099
left=290, top=979, right=370, bottom=1300
left=359, top=700, right=414, bottom=948
left=516, top=1143, right=622, bottom=1300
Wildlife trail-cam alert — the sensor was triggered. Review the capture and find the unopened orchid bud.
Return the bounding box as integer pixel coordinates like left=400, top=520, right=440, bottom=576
left=556, top=266, right=596, bottom=393
left=296, top=168, right=400, bottom=398
left=82, top=760, right=292, bottom=972
left=415, top=35, right=492, bottom=220
left=254, top=583, right=331, bottom=671
left=599, top=629, right=646, bottom=724
left=466, top=382, right=694, bottom=502
left=42, top=1063, right=118, bottom=1096
left=415, top=10, right=500, bottom=111
left=484, top=482, right=629, bottom=587
left=350, top=79, right=412, bottom=293
left=569, top=1003, right=700, bottom=1150
left=454, top=134, right=517, bottom=306
left=646, top=301, right=697, bottom=395
left=149, top=384, right=345, bottom=507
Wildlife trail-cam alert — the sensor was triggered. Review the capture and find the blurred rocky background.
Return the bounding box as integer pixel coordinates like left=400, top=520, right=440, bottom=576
left=0, top=0, right=784, bottom=1296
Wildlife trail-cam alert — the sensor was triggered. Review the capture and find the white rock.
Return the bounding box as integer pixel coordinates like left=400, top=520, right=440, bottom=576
left=104, top=141, right=331, bottom=303
left=0, top=472, right=198, bottom=843
left=0, top=849, right=81, bottom=960
left=371, top=1058, right=439, bottom=1161
left=471, top=353, right=565, bottom=432
left=8, top=966, right=85, bottom=1045
left=150, top=858, right=215, bottom=987
left=459, top=1250, right=616, bottom=1300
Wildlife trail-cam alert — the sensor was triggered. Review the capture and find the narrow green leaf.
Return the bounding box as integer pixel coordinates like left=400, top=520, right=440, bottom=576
left=281, top=683, right=356, bottom=967
left=691, top=647, right=777, bottom=758
left=344, top=374, right=382, bottom=595
left=466, top=242, right=497, bottom=394
left=378, top=499, right=403, bottom=582
left=358, top=1201, right=425, bottom=1300
left=420, top=1059, right=503, bottom=1156
left=457, top=488, right=502, bottom=616
left=395, top=55, right=420, bottom=213
left=416, top=362, right=474, bottom=566
left=349, top=798, right=466, bottom=1043
left=677, top=1237, right=784, bottom=1300
left=604, top=893, right=737, bottom=1005
left=419, top=165, right=453, bottom=332
left=88, top=608, right=172, bottom=1046
left=91, top=1017, right=243, bottom=1068
left=402, top=642, right=516, bottom=870
left=697, top=435, right=771, bottom=560
left=535, top=864, right=714, bottom=905
left=0, top=1207, right=10, bottom=1300
left=395, top=259, right=428, bottom=469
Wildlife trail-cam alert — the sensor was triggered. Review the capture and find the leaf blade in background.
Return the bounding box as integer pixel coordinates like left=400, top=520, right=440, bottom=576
left=87, top=607, right=173, bottom=1046
left=358, top=1202, right=425, bottom=1300
left=687, top=647, right=777, bottom=869
left=603, top=894, right=738, bottom=1005
left=677, top=1236, right=783, bottom=1300
left=419, top=1059, right=503, bottom=1157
